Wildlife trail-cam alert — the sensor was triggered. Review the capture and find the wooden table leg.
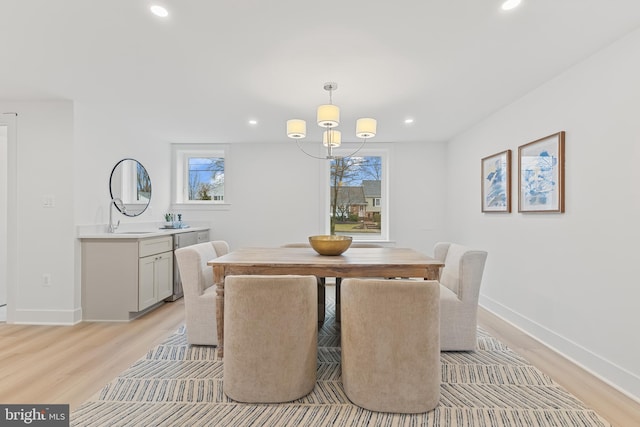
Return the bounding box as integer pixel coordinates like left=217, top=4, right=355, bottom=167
left=318, top=277, right=326, bottom=324
left=425, top=266, right=439, bottom=281
left=213, top=265, right=225, bottom=359
left=335, top=277, right=341, bottom=322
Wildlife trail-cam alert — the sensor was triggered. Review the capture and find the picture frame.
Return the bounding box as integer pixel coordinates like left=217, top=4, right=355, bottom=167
left=518, top=131, right=565, bottom=213
left=481, top=150, right=511, bottom=212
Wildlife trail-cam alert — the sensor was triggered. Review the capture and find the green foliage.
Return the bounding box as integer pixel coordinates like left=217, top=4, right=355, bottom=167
left=197, top=184, right=212, bottom=200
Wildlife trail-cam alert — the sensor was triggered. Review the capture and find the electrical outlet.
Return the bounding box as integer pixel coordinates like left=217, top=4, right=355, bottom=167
left=42, top=195, right=55, bottom=208
left=42, top=274, right=52, bottom=287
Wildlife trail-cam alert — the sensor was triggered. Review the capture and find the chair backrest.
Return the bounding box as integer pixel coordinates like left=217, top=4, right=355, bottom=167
left=435, top=242, right=487, bottom=303
left=223, top=274, right=318, bottom=403
left=341, top=278, right=440, bottom=413
left=175, top=241, right=229, bottom=298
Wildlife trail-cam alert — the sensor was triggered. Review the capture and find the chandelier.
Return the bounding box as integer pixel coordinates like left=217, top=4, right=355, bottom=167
left=286, top=82, right=377, bottom=159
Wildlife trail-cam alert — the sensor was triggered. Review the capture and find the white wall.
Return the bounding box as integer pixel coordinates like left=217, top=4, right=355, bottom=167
left=0, top=101, right=77, bottom=324
left=187, top=141, right=448, bottom=253
left=445, top=28, right=640, bottom=399
left=74, top=102, right=447, bottom=252
left=391, top=142, right=448, bottom=252
left=0, top=124, right=7, bottom=311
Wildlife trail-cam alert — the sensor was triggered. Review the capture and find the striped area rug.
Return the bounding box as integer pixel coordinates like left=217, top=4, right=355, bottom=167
left=71, top=288, right=610, bottom=427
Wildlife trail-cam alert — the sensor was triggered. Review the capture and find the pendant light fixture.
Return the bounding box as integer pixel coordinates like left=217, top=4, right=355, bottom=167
left=286, top=82, right=377, bottom=159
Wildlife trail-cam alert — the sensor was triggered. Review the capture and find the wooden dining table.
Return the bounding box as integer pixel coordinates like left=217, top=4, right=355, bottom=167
left=208, top=246, right=443, bottom=357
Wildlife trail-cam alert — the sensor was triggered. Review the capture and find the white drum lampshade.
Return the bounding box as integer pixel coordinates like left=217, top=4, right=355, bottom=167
left=356, top=118, right=377, bottom=139
left=317, top=104, right=340, bottom=128
left=322, top=130, right=342, bottom=148
left=287, top=119, right=307, bottom=139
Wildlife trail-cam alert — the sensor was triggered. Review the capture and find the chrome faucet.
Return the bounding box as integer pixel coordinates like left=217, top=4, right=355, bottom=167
left=108, top=198, right=124, bottom=233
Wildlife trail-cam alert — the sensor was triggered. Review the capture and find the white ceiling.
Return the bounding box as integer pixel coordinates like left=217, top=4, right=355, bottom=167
left=1, top=0, right=640, bottom=144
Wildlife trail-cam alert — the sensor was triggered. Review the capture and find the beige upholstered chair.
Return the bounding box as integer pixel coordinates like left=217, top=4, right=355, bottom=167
left=434, top=242, right=488, bottom=351
left=341, top=278, right=441, bottom=413
left=174, top=240, right=229, bottom=346
left=223, top=274, right=317, bottom=403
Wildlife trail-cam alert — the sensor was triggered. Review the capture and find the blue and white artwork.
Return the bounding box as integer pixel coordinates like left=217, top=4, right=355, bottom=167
left=482, top=150, right=510, bottom=212
left=519, top=132, right=564, bottom=212
left=521, top=151, right=557, bottom=205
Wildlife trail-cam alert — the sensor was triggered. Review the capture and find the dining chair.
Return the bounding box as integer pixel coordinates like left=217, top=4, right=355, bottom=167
left=434, top=242, right=488, bottom=351
left=223, top=274, right=318, bottom=403
left=341, top=278, right=440, bottom=413
left=174, top=240, right=229, bottom=346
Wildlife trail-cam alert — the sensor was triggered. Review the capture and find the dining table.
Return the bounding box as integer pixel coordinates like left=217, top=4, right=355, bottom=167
left=208, top=246, right=444, bottom=357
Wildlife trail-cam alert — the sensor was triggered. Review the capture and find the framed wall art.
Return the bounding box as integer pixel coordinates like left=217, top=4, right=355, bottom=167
left=481, top=150, right=511, bottom=212
left=518, top=131, right=565, bottom=213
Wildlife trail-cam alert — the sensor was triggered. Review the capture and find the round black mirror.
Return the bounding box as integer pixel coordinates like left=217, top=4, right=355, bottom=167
left=109, top=158, right=152, bottom=217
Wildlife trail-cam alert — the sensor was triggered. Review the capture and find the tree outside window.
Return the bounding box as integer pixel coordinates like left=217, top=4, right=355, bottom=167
left=136, top=162, right=151, bottom=202
left=329, top=156, right=382, bottom=237
left=187, top=157, right=224, bottom=201
left=171, top=144, right=228, bottom=206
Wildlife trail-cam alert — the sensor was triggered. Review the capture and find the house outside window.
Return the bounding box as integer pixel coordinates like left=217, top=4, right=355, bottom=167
left=326, top=149, right=388, bottom=241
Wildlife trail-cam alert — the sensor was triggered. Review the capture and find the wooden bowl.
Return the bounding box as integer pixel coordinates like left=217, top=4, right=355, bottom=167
left=308, top=235, right=353, bottom=256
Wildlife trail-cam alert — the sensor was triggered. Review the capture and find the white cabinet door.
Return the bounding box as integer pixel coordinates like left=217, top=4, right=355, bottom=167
left=139, top=251, right=173, bottom=310
left=155, top=252, right=173, bottom=300
left=138, top=255, right=157, bottom=310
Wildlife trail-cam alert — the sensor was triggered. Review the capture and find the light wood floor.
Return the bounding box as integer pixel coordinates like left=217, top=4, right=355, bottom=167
left=0, top=297, right=638, bottom=426
left=477, top=307, right=640, bottom=427
left=0, top=299, right=185, bottom=411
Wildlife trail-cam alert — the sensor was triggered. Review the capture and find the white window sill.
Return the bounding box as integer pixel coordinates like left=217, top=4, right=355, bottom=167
left=170, top=203, right=232, bottom=211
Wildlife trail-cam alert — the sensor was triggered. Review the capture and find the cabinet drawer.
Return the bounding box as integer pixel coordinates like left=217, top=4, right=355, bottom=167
left=139, top=236, right=173, bottom=257
left=196, top=231, right=210, bottom=243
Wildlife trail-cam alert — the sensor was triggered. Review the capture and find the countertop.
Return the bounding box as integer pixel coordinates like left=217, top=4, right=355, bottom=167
left=77, top=225, right=210, bottom=239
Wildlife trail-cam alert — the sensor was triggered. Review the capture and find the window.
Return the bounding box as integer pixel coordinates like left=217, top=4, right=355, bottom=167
left=187, top=157, right=224, bottom=201
left=172, top=144, right=228, bottom=207
left=325, top=148, right=388, bottom=241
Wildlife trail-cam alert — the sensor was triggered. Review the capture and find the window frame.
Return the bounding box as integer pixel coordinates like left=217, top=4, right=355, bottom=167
left=322, top=145, right=390, bottom=242
left=171, top=143, right=230, bottom=210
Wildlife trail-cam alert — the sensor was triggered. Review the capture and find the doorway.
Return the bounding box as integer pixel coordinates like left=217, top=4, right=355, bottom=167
left=0, top=123, right=7, bottom=321
left=0, top=113, right=16, bottom=323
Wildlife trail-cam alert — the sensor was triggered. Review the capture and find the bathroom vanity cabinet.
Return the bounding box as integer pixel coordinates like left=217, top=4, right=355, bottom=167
left=80, top=228, right=209, bottom=321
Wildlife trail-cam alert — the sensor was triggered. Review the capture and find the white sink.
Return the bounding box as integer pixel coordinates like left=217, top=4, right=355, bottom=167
left=116, top=231, right=155, bottom=234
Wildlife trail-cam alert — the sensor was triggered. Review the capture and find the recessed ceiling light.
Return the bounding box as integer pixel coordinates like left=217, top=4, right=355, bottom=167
left=248, top=120, right=258, bottom=125
left=404, top=118, right=414, bottom=124
left=501, top=0, right=521, bottom=11
left=150, top=5, right=169, bottom=17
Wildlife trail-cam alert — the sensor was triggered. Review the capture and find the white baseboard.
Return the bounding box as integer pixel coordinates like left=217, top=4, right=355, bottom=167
left=11, top=307, right=82, bottom=325
left=479, top=293, right=640, bottom=403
